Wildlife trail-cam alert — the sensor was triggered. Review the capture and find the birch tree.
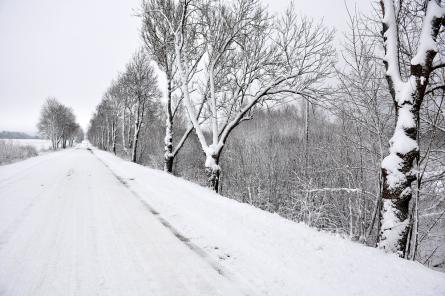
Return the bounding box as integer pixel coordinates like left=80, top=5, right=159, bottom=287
left=378, top=0, right=445, bottom=257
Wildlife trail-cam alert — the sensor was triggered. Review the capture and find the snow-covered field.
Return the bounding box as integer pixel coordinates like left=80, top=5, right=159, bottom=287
left=3, top=139, right=51, bottom=151
left=0, top=144, right=444, bottom=296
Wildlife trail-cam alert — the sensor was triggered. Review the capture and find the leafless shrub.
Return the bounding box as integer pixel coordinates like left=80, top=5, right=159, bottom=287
left=0, top=140, right=38, bottom=165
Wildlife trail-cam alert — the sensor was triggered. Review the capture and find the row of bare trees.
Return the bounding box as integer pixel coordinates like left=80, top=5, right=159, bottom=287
left=88, top=50, right=162, bottom=163
left=37, top=98, right=83, bottom=150
left=140, top=0, right=335, bottom=191
left=87, top=0, right=445, bottom=267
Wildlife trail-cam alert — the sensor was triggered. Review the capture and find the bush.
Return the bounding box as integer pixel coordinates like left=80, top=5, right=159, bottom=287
left=0, top=140, right=38, bottom=165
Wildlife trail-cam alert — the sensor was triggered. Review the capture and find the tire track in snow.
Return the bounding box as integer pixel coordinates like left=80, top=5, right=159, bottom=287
left=0, top=160, right=48, bottom=191
left=0, top=150, right=69, bottom=191
left=0, top=168, right=69, bottom=252
left=89, top=149, right=253, bottom=295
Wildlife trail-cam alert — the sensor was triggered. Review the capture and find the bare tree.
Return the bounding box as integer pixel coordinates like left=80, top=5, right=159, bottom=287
left=141, top=0, right=205, bottom=173
left=37, top=97, right=81, bottom=150
left=102, top=81, right=125, bottom=155
left=84, top=0, right=445, bottom=268
left=123, top=50, right=161, bottom=163
left=328, top=6, right=394, bottom=243
left=377, top=0, right=445, bottom=257
left=174, top=0, right=335, bottom=191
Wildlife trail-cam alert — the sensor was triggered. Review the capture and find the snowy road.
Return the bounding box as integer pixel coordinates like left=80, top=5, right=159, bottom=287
left=0, top=147, right=243, bottom=296
left=1, top=146, right=445, bottom=296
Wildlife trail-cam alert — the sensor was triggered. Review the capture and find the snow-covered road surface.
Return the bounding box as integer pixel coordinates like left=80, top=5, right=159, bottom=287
left=0, top=145, right=444, bottom=296
left=0, top=147, right=243, bottom=296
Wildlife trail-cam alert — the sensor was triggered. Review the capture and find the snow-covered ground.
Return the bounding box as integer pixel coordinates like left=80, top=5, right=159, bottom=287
left=3, top=139, right=52, bottom=151
left=0, top=144, right=444, bottom=296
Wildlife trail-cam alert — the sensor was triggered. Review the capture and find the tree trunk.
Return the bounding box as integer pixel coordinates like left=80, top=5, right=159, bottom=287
left=378, top=87, right=419, bottom=257
left=164, top=154, right=174, bottom=173
left=112, top=123, right=117, bottom=155
left=101, top=129, right=106, bottom=150
left=127, top=111, right=133, bottom=149
left=121, top=109, right=127, bottom=152
left=131, top=123, right=140, bottom=163
left=304, top=100, right=310, bottom=177
left=205, top=151, right=221, bottom=193
left=106, top=118, right=110, bottom=150
left=206, top=166, right=221, bottom=193
left=377, top=0, right=444, bottom=257
left=51, top=136, right=56, bottom=150
left=164, top=125, right=174, bottom=172
left=163, top=77, right=174, bottom=173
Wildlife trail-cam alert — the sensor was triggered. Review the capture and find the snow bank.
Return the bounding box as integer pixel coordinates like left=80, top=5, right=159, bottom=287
left=94, top=149, right=445, bottom=296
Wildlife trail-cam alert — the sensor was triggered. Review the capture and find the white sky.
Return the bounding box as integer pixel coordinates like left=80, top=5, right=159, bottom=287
left=0, top=0, right=370, bottom=134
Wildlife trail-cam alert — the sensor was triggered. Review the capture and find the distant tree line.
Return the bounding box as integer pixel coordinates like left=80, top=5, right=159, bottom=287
left=37, top=97, right=84, bottom=150
left=0, top=131, right=39, bottom=139
left=87, top=0, right=445, bottom=269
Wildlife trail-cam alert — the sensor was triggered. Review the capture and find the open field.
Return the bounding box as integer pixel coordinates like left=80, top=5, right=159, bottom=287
left=0, top=139, right=51, bottom=165
left=4, top=139, right=52, bottom=151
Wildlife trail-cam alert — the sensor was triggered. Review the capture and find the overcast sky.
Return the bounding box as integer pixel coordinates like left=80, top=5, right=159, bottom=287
left=0, top=0, right=370, bottom=134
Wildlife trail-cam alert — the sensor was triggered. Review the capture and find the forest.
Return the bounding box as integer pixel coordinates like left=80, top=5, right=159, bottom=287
left=86, top=0, right=445, bottom=269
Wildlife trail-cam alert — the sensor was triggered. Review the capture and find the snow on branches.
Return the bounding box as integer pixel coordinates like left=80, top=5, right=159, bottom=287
left=378, top=0, right=445, bottom=257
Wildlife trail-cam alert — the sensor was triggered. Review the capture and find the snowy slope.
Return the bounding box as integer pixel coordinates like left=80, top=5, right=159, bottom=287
left=94, top=148, right=445, bottom=296
left=0, top=145, right=444, bottom=296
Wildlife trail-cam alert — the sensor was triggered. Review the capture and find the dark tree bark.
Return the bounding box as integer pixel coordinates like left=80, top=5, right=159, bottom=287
left=206, top=152, right=221, bottom=193
left=378, top=0, right=444, bottom=257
